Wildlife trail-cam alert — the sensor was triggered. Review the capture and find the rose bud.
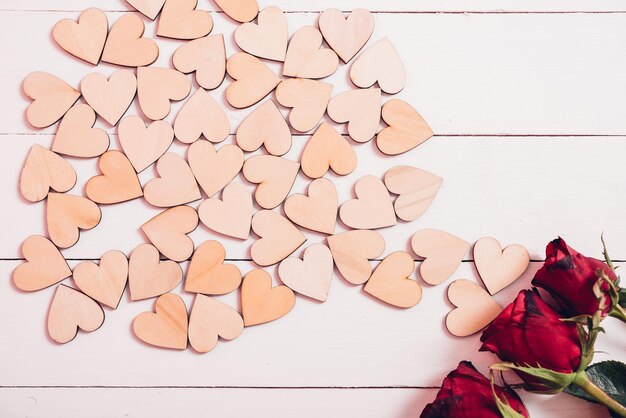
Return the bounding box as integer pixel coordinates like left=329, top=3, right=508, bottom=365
left=480, top=290, right=582, bottom=393
left=421, top=361, right=529, bottom=418
left=532, top=238, right=619, bottom=317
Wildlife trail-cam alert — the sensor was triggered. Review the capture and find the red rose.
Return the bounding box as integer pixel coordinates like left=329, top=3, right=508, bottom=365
left=480, top=290, right=582, bottom=391
left=532, top=238, right=618, bottom=317
left=421, top=361, right=529, bottom=418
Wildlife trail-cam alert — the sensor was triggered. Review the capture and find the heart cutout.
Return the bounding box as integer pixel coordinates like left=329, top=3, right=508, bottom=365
left=327, top=88, right=381, bottom=143
left=215, top=0, right=258, bottom=23
left=101, top=13, right=159, bottom=67
left=173, top=34, right=226, bottom=90
left=185, top=240, right=242, bottom=295
left=350, top=37, right=406, bottom=94
left=81, top=69, right=137, bottom=126
left=188, top=294, right=244, bottom=353
left=20, top=144, right=77, bottom=202
left=52, top=103, right=109, bottom=158
left=129, top=243, right=183, bottom=301
left=241, top=269, right=296, bottom=326
left=53, top=7, right=108, bottom=65
left=48, top=285, right=105, bottom=344
left=284, top=178, right=338, bottom=235
left=242, top=155, right=299, bottom=209
left=300, top=123, right=356, bottom=179
left=126, top=0, right=166, bottom=20
left=85, top=150, right=143, bottom=204
left=339, top=175, right=396, bottom=230
left=225, top=52, right=281, bottom=109
left=157, top=0, right=213, bottom=40
left=278, top=243, right=334, bottom=302
left=275, top=78, right=333, bottom=132
left=377, top=99, right=433, bottom=155
left=187, top=140, right=244, bottom=198
left=23, top=72, right=81, bottom=129
left=251, top=210, right=306, bottom=267
left=234, top=6, right=288, bottom=61
left=383, top=165, right=442, bottom=222
left=137, top=67, right=191, bottom=121
left=236, top=99, right=291, bottom=156
left=133, top=293, right=188, bottom=350
left=174, top=88, right=230, bottom=144
left=143, top=153, right=201, bottom=208
left=446, top=279, right=503, bottom=337
left=319, top=8, right=374, bottom=63
left=13, top=235, right=72, bottom=292
left=46, top=192, right=102, bottom=249
left=411, top=229, right=470, bottom=286
left=73, top=250, right=128, bottom=309
left=198, top=182, right=252, bottom=240
left=118, top=116, right=174, bottom=173
left=327, top=230, right=385, bottom=285
left=364, top=251, right=422, bottom=308
left=283, top=25, right=339, bottom=79
left=141, top=205, right=199, bottom=262
left=473, top=237, right=530, bottom=295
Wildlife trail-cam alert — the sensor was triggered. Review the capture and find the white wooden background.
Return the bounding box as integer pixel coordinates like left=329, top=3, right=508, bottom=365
left=1, top=1, right=625, bottom=417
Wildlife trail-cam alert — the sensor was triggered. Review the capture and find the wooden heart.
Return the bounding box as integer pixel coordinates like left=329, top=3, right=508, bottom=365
left=364, top=251, right=422, bottom=308
left=319, top=8, right=374, bottom=63
left=350, top=37, right=406, bottom=94
left=126, top=0, right=166, bottom=20
left=52, top=103, right=109, bottom=158
left=251, top=210, right=306, bottom=267
left=20, top=144, right=76, bottom=202
left=198, top=183, right=252, bottom=240
left=383, top=165, right=442, bottom=222
left=101, top=13, right=159, bottom=67
left=300, top=123, right=356, bottom=179
left=225, top=52, right=281, bottom=109
left=48, top=285, right=105, bottom=344
left=284, top=178, right=337, bottom=235
left=185, top=240, right=242, bottom=295
left=377, top=99, right=433, bottom=155
left=52, top=7, right=108, bottom=65
left=327, top=88, right=381, bottom=143
left=327, top=230, right=385, bottom=285
left=173, top=34, right=226, bottom=90
left=143, top=153, right=201, bottom=208
left=157, top=0, right=213, bottom=40
left=411, top=229, right=469, bottom=286
left=278, top=243, right=334, bottom=302
left=473, top=237, right=530, bottom=295
left=242, top=155, right=299, bottom=209
left=275, top=78, right=333, bottom=132
left=118, top=116, right=174, bottom=173
left=215, top=0, right=258, bottom=23
left=141, top=206, right=199, bottom=262
left=446, top=279, right=503, bottom=337
left=339, top=175, right=396, bottom=230
left=85, top=150, right=143, bottom=204
left=188, top=294, right=244, bottom=353
left=283, top=25, right=339, bottom=79
left=80, top=69, right=137, bottom=126
left=23, top=72, right=80, bottom=129
left=46, top=192, right=102, bottom=249
left=133, top=293, right=188, bottom=350
left=187, top=140, right=244, bottom=198
left=234, top=6, right=288, bottom=61
left=73, top=250, right=128, bottom=309
left=13, top=235, right=72, bottom=292
left=129, top=243, right=182, bottom=301
left=241, top=269, right=295, bottom=326
left=236, top=99, right=291, bottom=156
left=137, top=67, right=191, bottom=121
left=174, top=88, right=230, bottom=144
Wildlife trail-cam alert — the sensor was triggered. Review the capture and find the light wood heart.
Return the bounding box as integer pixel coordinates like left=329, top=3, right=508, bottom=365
left=215, top=0, right=258, bottom=23
left=275, top=78, right=333, bottom=132
left=327, top=230, right=385, bottom=285
left=46, top=192, right=102, bottom=249
left=52, top=7, right=108, bottom=65
left=80, top=69, right=137, bottom=126
left=327, top=88, right=381, bottom=143
left=383, top=165, right=442, bottom=222
left=174, top=88, right=230, bottom=144
left=319, top=8, right=374, bottom=63
left=23, top=72, right=81, bottom=129
left=73, top=250, right=128, bottom=309
left=234, top=6, right=288, bottom=61
left=188, top=294, right=244, bottom=353
left=339, top=175, right=396, bottom=230
left=236, top=100, right=291, bottom=156
left=377, top=99, right=433, bottom=155
left=364, top=251, right=422, bottom=308
left=173, top=34, right=226, bottom=90
left=251, top=210, right=306, bottom=267
left=137, top=67, right=191, bottom=121
left=48, top=285, right=105, bottom=344
left=473, top=237, right=530, bottom=295
left=300, top=123, right=356, bottom=179
left=185, top=240, right=242, bottom=295
left=52, top=103, right=109, bottom=158
left=13, top=235, right=72, bottom=292
left=411, top=229, right=470, bottom=286
left=284, top=178, right=338, bottom=235
left=278, top=243, right=334, bottom=302
left=157, top=0, right=213, bottom=40
left=143, top=153, right=201, bottom=208
left=126, top=0, right=166, bottom=20
left=133, top=293, right=188, bottom=350
left=242, top=155, right=300, bottom=209
left=187, top=140, right=244, bottom=198
left=20, top=144, right=77, bottom=202
left=85, top=150, right=143, bottom=204
left=446, top=279, right=503, bottom=337
left=118, top=116, right=174, bottom=173
left=225, top=52, right=281, bottom=109
left=350, top=37, right=406, bottom=94
left=241, top=269, right=296, bottom=326
left=129, top=243, right=182, bottom=301
left=101, top=13, right=159, bottom=67
left=283, top=26, right=339, bottom=79
left=141, top=206, right=199, bottom=262
left=198, top=183, right=252, bottom=240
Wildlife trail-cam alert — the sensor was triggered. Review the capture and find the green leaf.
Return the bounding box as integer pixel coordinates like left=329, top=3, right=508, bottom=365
left=619, top=288, right=626, bottom=309
left=565, top=361, right=626, bottom=414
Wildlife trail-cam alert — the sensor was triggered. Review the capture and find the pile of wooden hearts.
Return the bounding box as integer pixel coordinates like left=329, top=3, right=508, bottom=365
left=16, top=0, right=531, bottom=352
